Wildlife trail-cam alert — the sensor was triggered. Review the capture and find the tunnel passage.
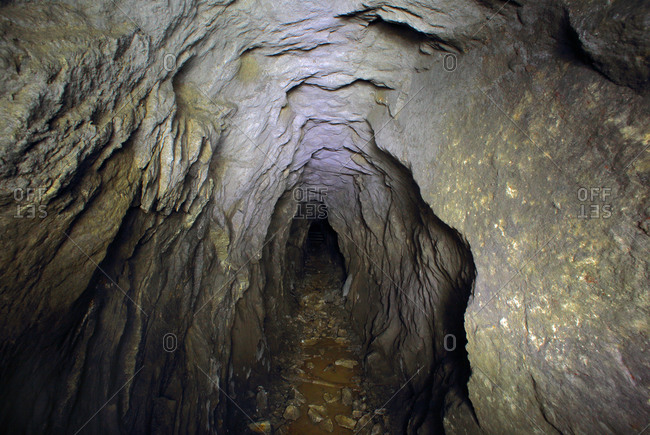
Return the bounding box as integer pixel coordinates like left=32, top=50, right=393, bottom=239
left=305, top=219, right=340, bottom=255
left=0, top=0, right=646, bottom=433
left=303, top=218, right=347, bottom=279
left=227, top=132, right=477, bottom=433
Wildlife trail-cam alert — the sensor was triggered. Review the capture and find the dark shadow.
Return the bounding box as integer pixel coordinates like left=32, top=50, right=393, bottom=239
left=304, top=218, right=346, bottom=280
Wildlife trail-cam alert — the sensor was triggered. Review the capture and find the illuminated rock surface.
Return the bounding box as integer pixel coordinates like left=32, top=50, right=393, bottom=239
left=0, top=0, right=648, bottom=433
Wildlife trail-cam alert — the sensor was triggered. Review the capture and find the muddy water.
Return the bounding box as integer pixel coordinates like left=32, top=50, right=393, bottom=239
left=262, top=249, right=390, bottom=435
left=287, top=337, right=360, bottom=434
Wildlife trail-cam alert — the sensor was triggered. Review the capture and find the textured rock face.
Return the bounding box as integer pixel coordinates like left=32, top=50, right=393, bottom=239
left=565, top=0, right=650, bottom=89
left=0, top=0, right=648, bottom=434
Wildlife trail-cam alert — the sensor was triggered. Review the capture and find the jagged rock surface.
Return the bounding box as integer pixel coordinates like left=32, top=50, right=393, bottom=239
left=0, top=0, right=648, bottom=434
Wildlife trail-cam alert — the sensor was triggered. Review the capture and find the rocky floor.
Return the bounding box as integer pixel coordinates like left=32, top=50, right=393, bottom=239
left=249, top=248, right=392, bottom=434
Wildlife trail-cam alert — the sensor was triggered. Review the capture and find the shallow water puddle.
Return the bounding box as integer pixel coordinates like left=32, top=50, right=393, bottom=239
left=255, top=244, right=388, bottom=435
left=287, top=337, right=361, bottom=434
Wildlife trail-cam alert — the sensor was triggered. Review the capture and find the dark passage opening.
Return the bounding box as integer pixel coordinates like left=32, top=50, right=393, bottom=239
left=304, top=218, right=346, bottom=282
left=249, top=215, right=392, bottom=435
left=230, top=159, right=477, bottom=434
left=306, top=219, right=327, bottom=250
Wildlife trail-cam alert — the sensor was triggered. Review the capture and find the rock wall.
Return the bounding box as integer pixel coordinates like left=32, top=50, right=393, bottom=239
left=0, top=0, right=647, bottom=433
left=230, top=138, right=477, bottom=432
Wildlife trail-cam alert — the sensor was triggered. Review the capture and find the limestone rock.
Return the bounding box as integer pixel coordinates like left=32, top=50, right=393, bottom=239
left=564, top=0, right=650, bottom=88
left=283, top=405, right=300, bottom=421
left=0, top=0, right=647, bottom=434
left=248, top=421, right=272, bottom=434
left=335, top=415, right=357, bottom=430
left=334, top=359, right=358, bottom=369
left=357, top=413, right=373, bottom=430
left=341, top=388, right=353, bottom=406
left=307, top=405, right=327, bottom=424
left=292, top=388, right=306, bottom=404
left=256, top=387, right=268, bottom=414
left=321, top=418, right=334, bottom=433
left=323, top=390, right=340, bottom=403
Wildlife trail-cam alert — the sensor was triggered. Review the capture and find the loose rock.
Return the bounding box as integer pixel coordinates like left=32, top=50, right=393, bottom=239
left=335, top=359, right=358, bottom=369
left=248, top=421, right=272, bottom=434
left=308, top=405, right=327, bottom=424
left=358, top=413, right=373, bottom=429
left=292, top=388, right=306, bottom=404
left=283, top=405, right=300, bottom=421
left=324, top=390, right=341, bottom=403
left=335, top=415, right=357, bottom=430
left=321, top=418, right=334, bottom=433
left=341, top=388, right=353, bottom=406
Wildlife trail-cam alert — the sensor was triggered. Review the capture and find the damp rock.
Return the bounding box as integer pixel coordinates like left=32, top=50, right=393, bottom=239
left=335, top=415, right=357, bottom=430
left=283, top=405, right=300, bottom=421
left=308, top=405, right=327, bottom=424
left=342, top=388, right=353, bottom=406
left=324, top=391, right=341, bottom=403
left=321, top=418, right=334, bottom=433
left=292, top=388, right=306, bottom=404
left=334, top=359, right=358, bottom=369
left=248, top=421, right=272, bottom=434
left=256, top=387, right=269, bottom=414
left=0, top=1, right=646, bottom=434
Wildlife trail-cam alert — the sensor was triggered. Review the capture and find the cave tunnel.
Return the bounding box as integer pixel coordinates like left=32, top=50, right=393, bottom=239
left=226, top=138, right=477, bottom=434
left=1, top=0, right=649, bottom=434
left=304, top=218, right=341, bottom=260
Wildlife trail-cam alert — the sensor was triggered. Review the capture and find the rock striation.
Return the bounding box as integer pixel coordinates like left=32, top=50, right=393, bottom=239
left=0, top=0, right=648, bottom=433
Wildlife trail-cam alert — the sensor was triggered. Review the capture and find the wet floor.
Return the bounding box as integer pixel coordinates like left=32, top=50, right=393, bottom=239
left=253, top=247, right=390, bottom=435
